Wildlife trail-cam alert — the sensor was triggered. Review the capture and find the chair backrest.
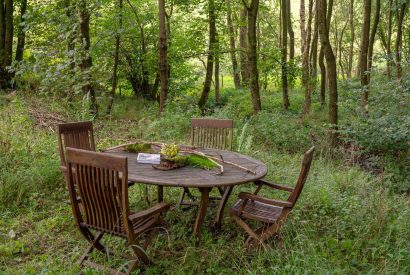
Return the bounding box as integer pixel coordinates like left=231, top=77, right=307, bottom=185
left=66, top=148, right=131, bottom=237
left=287, top=146, right=315, bottom=205
left=191, top=118, right=233, bottom=150
left=57, top=121, right=95, bottom=168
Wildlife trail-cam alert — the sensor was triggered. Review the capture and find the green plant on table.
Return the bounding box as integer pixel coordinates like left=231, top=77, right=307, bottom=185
left=123, top=143, right=151, bottom=153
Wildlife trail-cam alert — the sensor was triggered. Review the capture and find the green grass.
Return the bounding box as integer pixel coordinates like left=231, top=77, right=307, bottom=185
left=0, top=80, right=409, bottom=273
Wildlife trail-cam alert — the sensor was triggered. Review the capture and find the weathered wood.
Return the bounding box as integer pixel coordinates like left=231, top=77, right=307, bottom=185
left=229, top=147, right=314, bottom=248
left=193, top=188, right=211, bottom=238
left=105, top=147, right=267, bottom=188
left=66, top=148, right=170, bottom=272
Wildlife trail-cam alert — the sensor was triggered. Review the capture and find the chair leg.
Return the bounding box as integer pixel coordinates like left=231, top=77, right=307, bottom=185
left=79, top=228, right=106, bottom=253
left=79, top=232, right=105, bottom=265
left=230, top=214, right=261, bottom=244
left=179, top=187, right=197, bottom=207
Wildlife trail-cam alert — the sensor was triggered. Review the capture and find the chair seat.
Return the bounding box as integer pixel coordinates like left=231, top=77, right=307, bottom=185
left=230, top=199, right=284, bottom=223
left=81, top=211, right=160, bottom=238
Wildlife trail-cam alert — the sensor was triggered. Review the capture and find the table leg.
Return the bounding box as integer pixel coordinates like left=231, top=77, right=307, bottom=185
left=157, top=185, right=164, bottom=202
left=213, top=186, right=233, bottom=229
left=193, top=187, right=211, bottom=238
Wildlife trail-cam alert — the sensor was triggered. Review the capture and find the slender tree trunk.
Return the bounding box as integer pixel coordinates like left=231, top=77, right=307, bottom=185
left=65, top=0, right=76, bottom=74
left=318, top=0, right=332, bottom=106
left=367, top=0, right=381, bottom=84
left=3, top=0, right=12, bottom=67
left=386, top=0, right=393, bottom=78
left=286, top=0, right=294, bottom=62
left=395, top=1, right=407, bottom=82
left=214, top=31, right=221, bottom=104
left=0, top=0, right=4, bottom=65
left=158, top=0, right=168, bottom=114
left=338, top=22, right=347, bottom=79
left=239, top=6, right=248, bottom=85
left=15, top=0, right=27, bottom=62
left=347, top=0, right=354, bottom=79
left=106, top=0, right=123, bottom=115
left=281, top=0, right=289, bottom=110
left=198, top=0, right=216, bottom=112
left=310, top=3, right=318, bottom=93
left=301, top=0, right=313, bottom=114
left=317, top=0, right=338, bottom=145
left=78, top=0, right=98, bottom=116
left=226, top=0, right=241, bottom=88
left=245, top=0, right=261, bottom=114
left=359, top=0, right=371, bottom=110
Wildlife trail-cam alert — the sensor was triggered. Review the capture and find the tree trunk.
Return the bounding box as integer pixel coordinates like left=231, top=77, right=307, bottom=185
left=367, top=0, right=380, bottom=84
left=106, top=0, right=123, bottom=115
left=281, top=0, right=289, bottom=110
left=347, top=0, right=354, bottom=79
left=15, top=0, right=27, bottom=62
left=78, top=0, right=98, bottom=116
left=3, top=0, right=12, bottom=67
left=386, top=0, right=393, bottom=78
left=0, top=0, right=4, bottom=65
left=198, top=0, right=216, bottom=112
left=301, top=0, right=313, bottom=114
left=317, top=0, right=338, bottom=145
left=239, top=6, right=248, bottom=85
left=338, top=22, right=347, bottom=79
left=246, top=0, right=261, bottom=114
left=359, top=0, right=371, bottom=111
left=286, top=0, right=294, bottom=62
left=310, top=3, right=318, bottom=93
left=318, top=0, right=332, bottom=106
left=158, top=0, right=168, bottom=114
left=215, top=31, right=221, bottom=104
left=395, top=1, right=407, bottom=82
left=65, top=0, right=76, bottom=74
left=226, top=0, right=241, bottom=88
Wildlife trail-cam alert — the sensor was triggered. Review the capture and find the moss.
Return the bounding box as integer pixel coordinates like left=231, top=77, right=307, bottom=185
left=185, top=155, right=217, bottom=169
left=123, top=143, right=151, bottom=153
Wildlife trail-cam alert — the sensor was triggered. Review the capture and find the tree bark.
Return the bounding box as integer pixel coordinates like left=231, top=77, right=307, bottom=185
left=338, top=21, right=347, bottom=79
left=226, top=0, right=241, bottom=88
left=359, top=0, right=371, bottom=110
left=386, top=0, right=393, bottom=78
left=15, top=0, right=27, bottom=62
left=367, top=0, right=380, bottom=84
left=286, top=0, right=294, bottom=62
left=347, top=0, right=354, bottom=79
left=0, top=0, right=4, bottom=65
left=318, top=0, right=332, bottom=106
left=64, top=0, right=76, bottom=74
left=3, top=0, right=12, bottom=67
left=198, top=0, right=216, bottom=112
left=281, top=0, right=289, bottom=110
left=158, top=0, right=168, bottom=114
left=244, top=0, right=261, bottom=114
left=301, top=0, right=313, bottom=114
left=106, top=0, right=123, bottom=115
left=239, top=6, right=248, bottom=85
left=214, top=31, right=221, bottom=104
left=395, top=1, right=407, bottom=82
left=310, top=3, right=318, bottom=92
left=78, top=0, right=98, bottom=116
left=317, top=0, right=338, bottom=145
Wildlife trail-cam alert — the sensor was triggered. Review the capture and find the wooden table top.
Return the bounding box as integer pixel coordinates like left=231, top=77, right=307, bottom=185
left=105, top=146, right=267, bottom=188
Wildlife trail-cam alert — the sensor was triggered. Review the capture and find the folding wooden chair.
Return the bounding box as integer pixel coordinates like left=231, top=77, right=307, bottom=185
left=179, top=118, right=234, bottom=207
left=66, top=148, right=170, bottom=274
left=230, top=147, right=315, bottom=248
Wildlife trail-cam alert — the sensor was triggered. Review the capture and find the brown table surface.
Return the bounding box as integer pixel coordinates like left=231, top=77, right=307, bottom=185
left=105, top=146, right=268, bottom=237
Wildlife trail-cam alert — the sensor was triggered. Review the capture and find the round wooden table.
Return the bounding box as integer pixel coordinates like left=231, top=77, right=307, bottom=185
left=105, top=146, right=267, bottom=238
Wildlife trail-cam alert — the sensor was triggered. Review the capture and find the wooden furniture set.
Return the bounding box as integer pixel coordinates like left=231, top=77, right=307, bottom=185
left=57, top=119, right=314, bottom=273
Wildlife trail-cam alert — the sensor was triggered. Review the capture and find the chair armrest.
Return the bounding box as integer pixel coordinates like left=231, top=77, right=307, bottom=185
left=255, top=179, right=294, bottom=192
left=238, top=192, right=293, bottom=208
left=129, top=202, right=170, bottom=221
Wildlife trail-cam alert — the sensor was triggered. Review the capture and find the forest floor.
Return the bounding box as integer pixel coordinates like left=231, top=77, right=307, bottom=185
left=0, top=79, right=409, bottom=274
